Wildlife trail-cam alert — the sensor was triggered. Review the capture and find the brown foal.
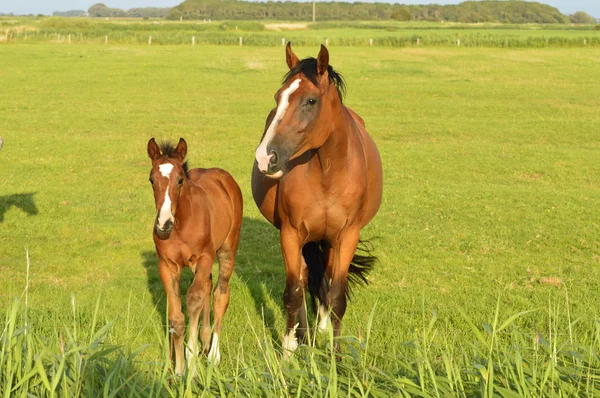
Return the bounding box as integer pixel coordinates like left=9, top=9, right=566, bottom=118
left=147, top=138, right=243, bottom=374
left=251, top=43, right=383, bottom=357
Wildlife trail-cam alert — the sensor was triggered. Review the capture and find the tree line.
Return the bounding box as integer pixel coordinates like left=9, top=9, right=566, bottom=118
left=165, top=0, right=595, bottom=23
left=47, top=1, right=598, bottom=24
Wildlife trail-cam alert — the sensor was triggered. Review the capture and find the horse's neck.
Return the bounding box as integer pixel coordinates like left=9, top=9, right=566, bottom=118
left=316, top=104, right=351, bottom=174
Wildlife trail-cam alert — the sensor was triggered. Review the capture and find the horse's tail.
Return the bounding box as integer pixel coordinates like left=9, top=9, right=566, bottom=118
left=302, top=239, right=377, bottom=313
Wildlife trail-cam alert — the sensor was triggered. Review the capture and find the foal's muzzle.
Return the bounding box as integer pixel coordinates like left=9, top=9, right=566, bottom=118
left=154, top=218, right=173, bottom=240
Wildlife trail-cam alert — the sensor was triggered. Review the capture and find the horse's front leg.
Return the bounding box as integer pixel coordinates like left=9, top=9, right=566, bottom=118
left=328, top=228, right=360, bottom=355
left=280, top=226, right=307, bottom=359
left=159, top=262, right=185, bottom=375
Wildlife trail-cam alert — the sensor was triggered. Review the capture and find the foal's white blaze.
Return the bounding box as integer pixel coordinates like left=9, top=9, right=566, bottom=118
left=159, top=162, right=174, bottom=178
left=255, top=78, right=302, bottom=173
left=208, top=333, right=220, bottom=364
left=318, top=304, right=330, bottom=332
left=156, top=162, right=175, bottom=229
left=157, top=186, right=173, bottom=229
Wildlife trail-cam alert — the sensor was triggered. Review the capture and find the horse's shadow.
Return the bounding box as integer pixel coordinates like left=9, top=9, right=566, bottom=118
left=140, top=216, right=285, bottom=343
left=0, top=192, right=39, bottom=223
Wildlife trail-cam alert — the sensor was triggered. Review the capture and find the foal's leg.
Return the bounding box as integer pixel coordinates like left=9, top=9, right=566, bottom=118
left=185, top=255, right=213, bottom=371
left=210, top=235, right=239, bottom=364
left=280, top=227, right=307, bottom=358
left=328, top=229, right=360, bottom=355
left=159, top=262, right=185, bottom=375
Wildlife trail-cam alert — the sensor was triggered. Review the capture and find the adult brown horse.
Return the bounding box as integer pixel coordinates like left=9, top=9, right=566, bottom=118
left=147, top=138, right=243, bottom=374
left=251, top=43, right=383, bottom=357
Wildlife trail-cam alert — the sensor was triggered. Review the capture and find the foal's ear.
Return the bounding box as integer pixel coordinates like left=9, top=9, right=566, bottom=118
left=286, top=42, right=300, bottom=70
left=175, top=138, right=187, bottom=160
left=147, top=138, right=161, bottom=161
left=317, top=44, right=329, bottom=76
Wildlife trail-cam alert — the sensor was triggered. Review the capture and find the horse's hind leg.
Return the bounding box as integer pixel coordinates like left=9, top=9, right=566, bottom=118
left=210, top=234, right=239, bottom=364
left=159, top=263, right=185, bottom=375
left=185, top=255, right=213, bottom=371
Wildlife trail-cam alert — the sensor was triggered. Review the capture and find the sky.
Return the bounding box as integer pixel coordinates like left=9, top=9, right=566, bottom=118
left=1, top=0, right=598, bottom=19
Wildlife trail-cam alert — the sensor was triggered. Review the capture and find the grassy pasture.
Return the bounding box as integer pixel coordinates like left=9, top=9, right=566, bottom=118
left=0, top=42, right=599, bottom=395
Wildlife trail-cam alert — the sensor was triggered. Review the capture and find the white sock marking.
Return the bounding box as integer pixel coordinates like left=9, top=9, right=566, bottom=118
left=208, top=333, right=220, bottom=365
left=282, top=325, right=299, bottom=360
left=159, top=163, right=174, bottom=177
left=318, top=305, right=330, bottom=332
left=255, top=78, right=301, bottom=172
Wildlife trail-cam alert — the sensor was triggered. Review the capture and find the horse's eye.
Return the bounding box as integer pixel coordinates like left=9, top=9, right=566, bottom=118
left=306, top=98, right=317, bottom=106
left=178, top=178, right=184, bottom=185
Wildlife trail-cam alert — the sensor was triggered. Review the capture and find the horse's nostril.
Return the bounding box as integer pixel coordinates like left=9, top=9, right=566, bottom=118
left=269, top=151, right=278, bottom=166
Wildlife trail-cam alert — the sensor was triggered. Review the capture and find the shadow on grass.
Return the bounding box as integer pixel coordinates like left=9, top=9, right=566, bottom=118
left=140, top=216, right=286, bottom=344
left=0, top=192, right=39, bottom=223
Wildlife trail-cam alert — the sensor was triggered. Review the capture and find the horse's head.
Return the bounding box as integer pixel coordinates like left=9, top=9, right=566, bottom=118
left=255, top=42, right=345, bottom=179
left=147, top=137, right=189, bottom=240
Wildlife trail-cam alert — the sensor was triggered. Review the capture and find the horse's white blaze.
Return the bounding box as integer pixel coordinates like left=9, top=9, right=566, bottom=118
left=255, top=78, right=301, bottom=172
left=159, top=163, right=174, bottom=178
left=157, top=186, right=173, bottom=228
left=208, top=333, right=220, bottom=364
left=318, top=305, right=330, bottom=332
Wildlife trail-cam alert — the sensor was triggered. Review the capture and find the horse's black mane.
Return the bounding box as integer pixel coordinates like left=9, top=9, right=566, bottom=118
left=283, top=58, right=346, bottom=103
left=158, top=141, right=189, bottom=176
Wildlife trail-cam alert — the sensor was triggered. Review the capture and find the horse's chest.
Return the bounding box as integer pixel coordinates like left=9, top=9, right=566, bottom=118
left=280, top=179, right=362, bottom=241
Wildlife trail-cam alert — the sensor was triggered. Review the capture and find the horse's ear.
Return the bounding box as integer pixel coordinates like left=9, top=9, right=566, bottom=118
left=317, top=44, right=329, bottom=76
left=286, top=42, right=300, bottom=70
left=147, top=138, right=161, bottom=161
left=175, top=138, right=187, bottom=160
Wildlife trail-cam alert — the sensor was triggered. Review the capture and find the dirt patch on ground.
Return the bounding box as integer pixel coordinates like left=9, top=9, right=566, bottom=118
left=265, top=23, right=308, bottom=31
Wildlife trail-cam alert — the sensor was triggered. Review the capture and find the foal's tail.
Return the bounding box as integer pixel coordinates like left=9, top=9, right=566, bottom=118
left=302, top=239, right=378, bottom=313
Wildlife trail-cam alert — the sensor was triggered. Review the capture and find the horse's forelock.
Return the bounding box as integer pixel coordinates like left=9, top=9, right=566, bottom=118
left=282, top=58, right=346, bottom=103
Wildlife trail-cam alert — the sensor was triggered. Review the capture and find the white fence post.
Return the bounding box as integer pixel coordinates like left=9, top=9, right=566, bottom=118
left=282, top=37, right=285, bottom=46
left=105, top=35, right=108, bottom=44
left=148, top=36, right=152, bottom=45
left=325, top=38, right=329, bottom=46
left=192, top=36, right=195, bottom=45
left=369, top=38, right=373, bottom=46
left=239, top=36, right=242, bottom=46
left=417, top=38, right=420, bottom=46
left=68, top=34, right=71, bottom=44
left=457, top=38, right=460, bottom=47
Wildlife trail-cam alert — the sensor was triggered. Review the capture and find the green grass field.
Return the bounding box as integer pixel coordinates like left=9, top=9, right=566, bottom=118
left=1, top=41, right=599, bottom=395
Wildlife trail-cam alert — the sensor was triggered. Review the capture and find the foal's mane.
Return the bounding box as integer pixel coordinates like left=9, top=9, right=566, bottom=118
left=158, top=141, right=189, bottom=176
left=283, top=58, right=346, bottom=103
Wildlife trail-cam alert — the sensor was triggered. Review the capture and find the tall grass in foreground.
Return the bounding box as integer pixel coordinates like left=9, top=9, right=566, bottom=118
left=1, top=295, right=599, bottom=396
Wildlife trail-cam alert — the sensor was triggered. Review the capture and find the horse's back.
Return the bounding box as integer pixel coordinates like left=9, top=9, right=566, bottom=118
left=346, top=107, right=383, bottom=228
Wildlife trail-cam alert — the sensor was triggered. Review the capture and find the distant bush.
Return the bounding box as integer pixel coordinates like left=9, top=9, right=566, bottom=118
left=569, top=11, right=597, bottom=24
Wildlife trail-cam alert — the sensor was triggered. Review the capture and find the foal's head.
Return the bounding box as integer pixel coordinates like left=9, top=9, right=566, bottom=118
left=147, top=138, right=189, bottom=240
left=255, top=42, right=345, bottom=179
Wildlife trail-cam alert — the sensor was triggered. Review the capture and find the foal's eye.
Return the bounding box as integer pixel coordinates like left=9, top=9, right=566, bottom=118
left=306, top=98, right=317, bottom=106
